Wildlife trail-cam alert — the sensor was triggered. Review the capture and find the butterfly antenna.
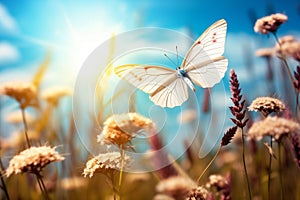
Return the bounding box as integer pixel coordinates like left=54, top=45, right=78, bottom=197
left=176, top=46, right=179, bottom=66
left=164, top=53, right=177, bottom=67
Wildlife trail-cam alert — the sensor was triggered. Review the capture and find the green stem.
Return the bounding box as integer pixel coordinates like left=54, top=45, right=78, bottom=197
left=278, top=142, right=284, bottom=200
left=268, top=136, right=273, bottom=200
left=196, top=145, right=221, bottom=184
left=21, top=108, right=31, bottom=148
left=241, top=128, right=252, bottom=200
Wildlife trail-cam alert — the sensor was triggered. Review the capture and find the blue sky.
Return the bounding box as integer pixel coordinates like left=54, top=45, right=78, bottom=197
left=0, top=0, right=300, bottom=158
left=0, top=0, right=299, bottom=73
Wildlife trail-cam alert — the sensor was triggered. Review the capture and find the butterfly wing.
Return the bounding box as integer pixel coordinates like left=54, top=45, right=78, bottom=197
left=114, top=64, right=188, bottom=107
left=187, top=56, right=228, bottom=88
left=150, top=77, right=188, bottom=108
left=182, top=19, right=228, bottom=88
left=183, top=19, right=227, bottom=70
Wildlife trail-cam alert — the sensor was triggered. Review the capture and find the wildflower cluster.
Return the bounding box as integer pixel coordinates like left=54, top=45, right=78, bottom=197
left=6, top=146, right=64, bottom=176
left=248, top=97, right=286, bottom=116
left=254, top=13, right=287, bottom=34
left=247, top=116, right=299, bottom=141
left=0, top=81, right=38, bottom=109
left=98, top=112, right=154, bottom=148
left=83, top=152, right=131, bottom=178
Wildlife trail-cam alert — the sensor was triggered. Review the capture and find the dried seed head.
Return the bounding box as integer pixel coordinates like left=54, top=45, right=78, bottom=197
left=248, top=96, right=286, bottom=116
left=254, top=13, right=288, bottom=34
left=6, top=146, right=64, bottom=177
left=82, top=152, right=131, bottom=178
left=247, top=116, right=300, bottom=141
left=98, top=113, right=154, bottom=148
left=275, top=35, right=300, bottom=61
left=0, top=81, right=38, bottom=109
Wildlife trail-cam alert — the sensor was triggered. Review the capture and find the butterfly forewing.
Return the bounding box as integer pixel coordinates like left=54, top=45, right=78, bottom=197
left=183, top=19, right=227, bottom=72
left=114, top=65, right=177, bottom=94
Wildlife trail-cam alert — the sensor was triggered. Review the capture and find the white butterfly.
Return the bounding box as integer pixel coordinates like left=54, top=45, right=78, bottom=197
left=114, top=19, right=228, bottom=108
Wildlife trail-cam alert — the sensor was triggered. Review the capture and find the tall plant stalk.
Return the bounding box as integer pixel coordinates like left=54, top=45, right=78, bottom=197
left=118, top=147, right=125, bottom=200
left=0, top=156, right=10, bottom=200
left=197, top=146, right=221, bottom=183
left=278, top=142, right=284, bottom=200
left=229, top=69, right=251, bottom=200
left=21, top=108, right=31, bottom=148
left=268, top=136, right=273, bottom=200
left=34, top=172, right=50, bottom=200
left=272, top=33, right=296, bottom=94
left=241, top=129, right=252, bottom=200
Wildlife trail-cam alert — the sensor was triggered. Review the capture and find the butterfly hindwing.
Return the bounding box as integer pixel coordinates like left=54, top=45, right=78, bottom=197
left=187, top=57, right=228, bottom=88
left=150, top=77, right=188, bottom=108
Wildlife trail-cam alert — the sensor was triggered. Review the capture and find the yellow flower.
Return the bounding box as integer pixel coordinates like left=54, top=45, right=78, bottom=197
left=6, top=146, right=64, bottom=177
left=0, top=81, right=38, bottom=109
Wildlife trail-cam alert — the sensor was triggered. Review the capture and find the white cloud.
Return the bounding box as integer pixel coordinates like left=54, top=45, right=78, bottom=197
left=0, top=3, right=18, bottom=33
left=0, top=42, right=20, bottom=64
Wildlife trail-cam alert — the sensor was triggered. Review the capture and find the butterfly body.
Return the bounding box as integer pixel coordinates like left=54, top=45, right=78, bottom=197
left=176, top=67, right=186, bottom=76
left=114, top=19, right=228, bottom=108
left=176, top=67, right=196, bottom=92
